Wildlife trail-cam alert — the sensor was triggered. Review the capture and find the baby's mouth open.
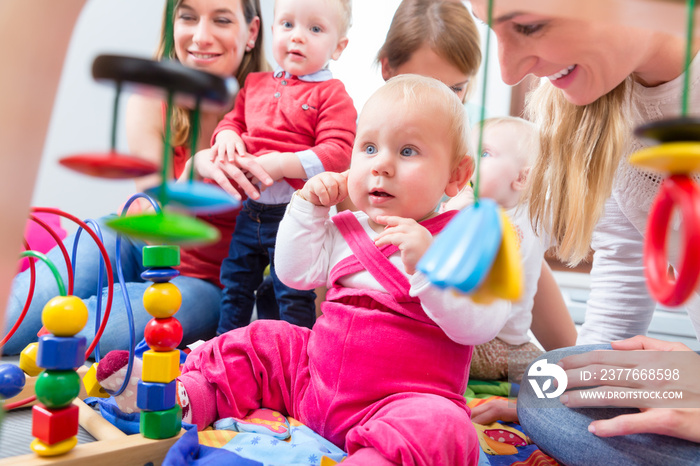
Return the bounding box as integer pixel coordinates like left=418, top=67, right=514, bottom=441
left=370, top=190, right=393, bottom=197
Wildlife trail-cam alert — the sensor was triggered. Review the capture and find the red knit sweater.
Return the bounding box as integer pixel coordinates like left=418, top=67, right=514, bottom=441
left=212, top=71, right=357, bottom=189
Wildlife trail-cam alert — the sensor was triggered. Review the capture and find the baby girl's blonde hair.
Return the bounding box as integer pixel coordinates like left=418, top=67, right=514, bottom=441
left=376, top=74, right=472, bottom=173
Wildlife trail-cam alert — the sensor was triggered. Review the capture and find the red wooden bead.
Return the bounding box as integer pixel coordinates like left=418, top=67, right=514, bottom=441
left=144, top=317, right=183, bottom=352
left=32, top=404, right=79, bottom=445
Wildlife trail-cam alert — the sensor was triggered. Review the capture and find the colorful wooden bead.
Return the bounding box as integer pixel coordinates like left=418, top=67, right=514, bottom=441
left=32, top=404, right=79, bottom=445
left=137, top=380, right=177, bottom=411
left=144, top=317, right=183, bottom=352
left=142, top=283, right=182, bottom=318
left=19, top=342, right=42, bottom=377
left=141, top=267, right=180, bottom=283
left=35, top=370, right=81, bottom=409
left=142, top=245, right=180, bottom=268
left=140, top=404, right=182, bottom=439
left=0, top=363, right=26, bottom=399
left=37, top=335, right=86, bottom=370
left=141, top=350, right=181, bottom=384
left=30, top=436, right=78, bottom=457
left=41, top=295, right=88, bottom=337
left=82, top=363, right=109, bottom=398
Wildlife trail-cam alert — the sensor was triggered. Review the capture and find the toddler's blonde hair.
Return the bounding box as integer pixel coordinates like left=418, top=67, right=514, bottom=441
left=275, top=0, right=352, bottom=37
left=334, top=0, right=352, bottom=36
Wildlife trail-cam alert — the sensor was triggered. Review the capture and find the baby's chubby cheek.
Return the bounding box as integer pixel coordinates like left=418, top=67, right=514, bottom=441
left=345, top=177, right=363, bottom=208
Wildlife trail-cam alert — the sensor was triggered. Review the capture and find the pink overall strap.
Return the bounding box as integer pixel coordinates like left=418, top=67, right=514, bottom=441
left=331, top=211, right=410, bottom=300
left=329, top=211, right=458, bottom=296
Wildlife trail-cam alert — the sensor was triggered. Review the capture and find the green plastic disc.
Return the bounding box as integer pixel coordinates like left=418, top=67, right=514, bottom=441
left=106, top=213, right=220, bottom=246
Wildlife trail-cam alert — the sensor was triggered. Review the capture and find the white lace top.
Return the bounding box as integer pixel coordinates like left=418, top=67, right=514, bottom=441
left=577, top=52, right=700, bottom=344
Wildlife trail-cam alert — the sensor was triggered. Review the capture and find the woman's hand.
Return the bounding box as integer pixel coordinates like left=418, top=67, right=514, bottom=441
left=298, top=171, right=349, bottom=207
left=374, top=216, right=432, bottom=274
left=470, top=399, right=519, bottom=425
left=558, top=335, right=700, bottom=442
left=190, top=149, right=270, bottom=201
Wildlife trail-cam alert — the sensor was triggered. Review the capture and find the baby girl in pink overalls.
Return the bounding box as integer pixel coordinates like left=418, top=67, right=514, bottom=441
left=178, top=75, right=511, bottom=465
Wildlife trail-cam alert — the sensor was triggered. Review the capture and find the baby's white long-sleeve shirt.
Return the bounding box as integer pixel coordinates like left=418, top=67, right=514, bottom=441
left=274, top=195, right=510, bottom=346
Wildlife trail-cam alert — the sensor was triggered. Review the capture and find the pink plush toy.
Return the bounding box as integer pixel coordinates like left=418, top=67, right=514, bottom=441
left=96, top=351, right=142, bottom=414
left=20, top=212, right=67, bottom=272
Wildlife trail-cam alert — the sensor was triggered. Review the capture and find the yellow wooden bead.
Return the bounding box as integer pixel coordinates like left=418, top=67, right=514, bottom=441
left=30, top=436, right=78, bottom=457
left=471, top=210, right=524, bottom=304
left=41, top=295, right=88, bottom=337
left=142, top=350, right=181, bottom=383
left=19, top=342, right=42, bottom=377
left=82, top=363, right=109, bottom=398
left=142, top=283, right=182, bottom=318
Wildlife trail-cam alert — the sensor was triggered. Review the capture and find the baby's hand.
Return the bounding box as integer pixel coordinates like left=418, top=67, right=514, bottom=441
left=374, top=216, right=432, bottom=274
left=298, top=171, right=348, bottom=207
left=441, top=184, right=475, bottom=212
left=211, top=129, right=247, bottom=163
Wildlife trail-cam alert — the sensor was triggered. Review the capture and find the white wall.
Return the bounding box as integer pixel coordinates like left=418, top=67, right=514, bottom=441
left=32, top=0, right=166, bottom=229
left=32, top=0, right=510, bottom=230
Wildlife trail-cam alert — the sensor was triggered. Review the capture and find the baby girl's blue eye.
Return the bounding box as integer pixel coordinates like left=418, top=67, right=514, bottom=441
left=282, top=21, right=293, bottom=28
left=365, top=145, right=377, bottom=155
left=401, top=147, right=417, bottom=157
left=481, top=151, right=492, bottom=158
left=311, top=25, right=322, bottom=33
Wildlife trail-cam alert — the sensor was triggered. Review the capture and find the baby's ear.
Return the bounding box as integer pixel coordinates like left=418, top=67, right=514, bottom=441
left=331, top=36, right=349, bottom=61
left=445, top=156, right=474, bottom=197
left=512, top=166, right=531, bottom=192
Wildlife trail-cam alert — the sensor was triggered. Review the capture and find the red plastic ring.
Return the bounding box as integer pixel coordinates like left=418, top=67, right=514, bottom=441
left=645, top=175, right=700, bottom=306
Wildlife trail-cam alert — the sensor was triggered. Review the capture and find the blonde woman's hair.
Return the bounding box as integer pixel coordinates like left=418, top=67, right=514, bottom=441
left=377, top=74, right=471, bottom=168
left=525, top=78, right=633, bottom=266
left=157, top=0, right=269, bottom=148
left=377, top=0, right=481, bottom=102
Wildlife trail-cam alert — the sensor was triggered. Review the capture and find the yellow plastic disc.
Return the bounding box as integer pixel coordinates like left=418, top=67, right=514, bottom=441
left=41, top=295, right=88, bottom=337
left=143, top=282, right=182, bottom=318
left=629, top=142, right=700, bottom=174
left=470, top=210, right=524, bottom=304
left=30, top=436, right=78, bottom=457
